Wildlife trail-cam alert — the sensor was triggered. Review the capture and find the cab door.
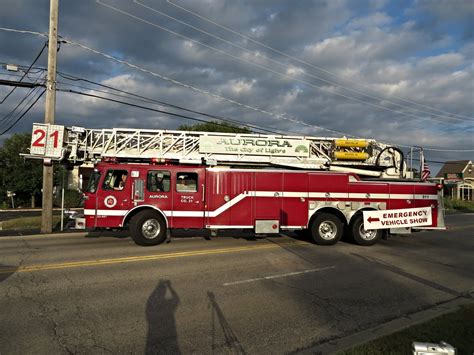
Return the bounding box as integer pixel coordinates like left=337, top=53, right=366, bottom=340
left=171, top=168, right=206, bottom=228
left=94, top=168, right=132, bottom=228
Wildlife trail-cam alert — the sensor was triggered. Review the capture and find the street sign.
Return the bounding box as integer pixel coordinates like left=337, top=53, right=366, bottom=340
left=363, top=207, right=432, bottom=230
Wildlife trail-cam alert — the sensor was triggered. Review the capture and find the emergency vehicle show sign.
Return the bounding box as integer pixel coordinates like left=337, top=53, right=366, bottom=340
left=363, top=207, right=432, bottom=230
left=199, top=136, right=310, bottom=157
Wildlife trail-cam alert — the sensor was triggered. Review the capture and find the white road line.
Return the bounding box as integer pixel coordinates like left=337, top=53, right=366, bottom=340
left=223, top=266, right=336, bottom=286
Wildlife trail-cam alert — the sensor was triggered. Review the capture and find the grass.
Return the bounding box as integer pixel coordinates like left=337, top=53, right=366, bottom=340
left=1, top=216, right=62, bottom=230
left=340, top=303, right=474, bottom=355
left=443, top=197, right=474, bottom=213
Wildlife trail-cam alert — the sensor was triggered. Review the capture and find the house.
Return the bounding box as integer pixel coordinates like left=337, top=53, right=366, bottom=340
left=435, top=160, right=473, bottom=200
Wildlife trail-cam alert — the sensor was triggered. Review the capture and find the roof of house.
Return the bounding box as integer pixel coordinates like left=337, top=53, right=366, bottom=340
left=436, top=160, right=471, bottom=178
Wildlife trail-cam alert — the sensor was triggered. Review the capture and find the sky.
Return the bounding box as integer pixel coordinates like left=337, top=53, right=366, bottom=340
left=0, top=0, right=473, bottom=174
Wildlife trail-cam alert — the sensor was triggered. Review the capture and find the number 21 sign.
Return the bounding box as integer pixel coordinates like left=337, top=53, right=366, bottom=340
left=30, top=124, right=65, bottom=159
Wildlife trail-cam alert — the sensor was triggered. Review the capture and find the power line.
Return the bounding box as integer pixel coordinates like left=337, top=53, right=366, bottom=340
left=0, top=89, right=46, bottom=135
left=166, top=0, right=474, bottom=122
left=0, top=79, right=44, bottom=88
left=59, top=36, right=354, bottom=138
left=97, top=1, right=470, bottom=127
left=1, top=26, right=472, bottom=152
left=56, top=81, right=278, bottom=134
left=1, top=42, right=47, bottom=104
left=0, top=73, right=46, bottom=126
left=10, top=65, right=321, bottom=136
left=57, top=88, right=267, bottom=130
left=55, top=75, right=474, bottom=156
left=56, top=89, right=474, bottom=158
left=411, top=158, right=472, bottom=165
left=135, top=0, right=473, bottom=124
left=55, top=72, right=299, bottom=135
left=0, top=71, right=31, bottom=79
left=0, top=87, right=39, bottom=125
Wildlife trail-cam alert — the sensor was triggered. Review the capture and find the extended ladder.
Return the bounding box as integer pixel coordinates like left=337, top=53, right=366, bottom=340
left=26, top=123, right=407, bottom=178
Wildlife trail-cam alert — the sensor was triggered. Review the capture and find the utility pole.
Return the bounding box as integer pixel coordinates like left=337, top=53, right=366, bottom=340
left=41, top=0, right=59, bottom=233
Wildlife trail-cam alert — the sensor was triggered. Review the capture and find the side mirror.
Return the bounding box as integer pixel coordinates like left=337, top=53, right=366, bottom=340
left=79, top=174, right=83, bottom=191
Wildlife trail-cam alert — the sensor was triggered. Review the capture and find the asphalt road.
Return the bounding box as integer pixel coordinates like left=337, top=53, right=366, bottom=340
left=0, top=214, right=472, bottom=354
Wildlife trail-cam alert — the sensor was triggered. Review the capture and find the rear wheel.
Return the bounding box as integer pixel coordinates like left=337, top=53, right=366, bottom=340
left=130, top=210, right=167, bottom=246
left=350, top=215, right=382, bottom=246
left=310, top=213, right=343, bottom=245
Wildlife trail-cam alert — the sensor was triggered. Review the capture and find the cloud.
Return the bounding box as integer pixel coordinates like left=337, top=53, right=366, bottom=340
left=0, top=0, right=472, bottom=168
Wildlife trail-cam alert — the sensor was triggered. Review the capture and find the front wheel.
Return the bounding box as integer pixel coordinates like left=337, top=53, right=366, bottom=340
left=130, top=210, right=167, bottom=246
left=350, top=215, right=382, bottom=246
left=310, top=213, right=343, bottom=245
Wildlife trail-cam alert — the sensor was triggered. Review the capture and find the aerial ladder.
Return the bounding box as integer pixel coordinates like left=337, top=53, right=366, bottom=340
left=25, top=123, right=411, bottom=179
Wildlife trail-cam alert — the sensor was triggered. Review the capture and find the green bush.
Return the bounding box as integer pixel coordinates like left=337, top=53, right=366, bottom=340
left=54, top=189, right=83, bottom=208
left=443, top=197, right=474, bottom=212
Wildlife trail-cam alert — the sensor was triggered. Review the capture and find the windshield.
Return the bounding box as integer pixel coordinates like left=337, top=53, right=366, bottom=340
left=86, top=170, right=101, bottom=193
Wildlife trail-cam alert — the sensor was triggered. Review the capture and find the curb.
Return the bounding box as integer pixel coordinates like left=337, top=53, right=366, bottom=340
left=297, top=296, right=474, bottom=355
left=0, top=230, right=88, bottom=238
left=0, top=208, right=82, bottom=213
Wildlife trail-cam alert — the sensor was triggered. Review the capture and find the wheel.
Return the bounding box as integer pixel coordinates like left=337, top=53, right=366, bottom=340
left=310, top=213, right=343, bottom=245
left=130, top=210, right=167, bottom=246
left=350, top=215, right=382, bottom=246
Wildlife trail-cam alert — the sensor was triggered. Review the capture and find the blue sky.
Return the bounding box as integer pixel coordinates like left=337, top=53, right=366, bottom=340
left=0, top=0, right=472, bottom=173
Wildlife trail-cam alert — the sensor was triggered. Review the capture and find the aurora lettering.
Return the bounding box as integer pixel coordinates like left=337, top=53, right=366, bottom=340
left=216, top=138, right=293, bottom=148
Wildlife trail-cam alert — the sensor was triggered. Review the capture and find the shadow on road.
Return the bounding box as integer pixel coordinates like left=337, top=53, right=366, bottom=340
left=0, top=264, right=18, bottom=283
left=146, top=279, right=181, bottom=355
left=208, top=291, right=246, bottom=354
left=84, top=229, right=129, bottom=239
left=351, top=253, right=462, bottom=297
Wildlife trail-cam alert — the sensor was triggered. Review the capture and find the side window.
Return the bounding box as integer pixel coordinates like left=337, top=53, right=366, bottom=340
left=176, top=172, right=198, bottom=193
left=102, top=170, right=128, bottom=191
left=147, top=170, right=171, bottom=192
left=86, top=170, right=101, bottom=193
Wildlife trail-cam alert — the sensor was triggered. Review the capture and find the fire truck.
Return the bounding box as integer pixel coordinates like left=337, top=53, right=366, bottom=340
left=26, top=123, right=445, bottom=246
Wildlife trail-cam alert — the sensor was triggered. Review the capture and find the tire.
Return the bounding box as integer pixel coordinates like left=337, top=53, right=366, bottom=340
left=130, top=210, right=167, bottom=246
left=310, top=213, right=343, bottom=245
left=350, top=214, right=382, bottom=246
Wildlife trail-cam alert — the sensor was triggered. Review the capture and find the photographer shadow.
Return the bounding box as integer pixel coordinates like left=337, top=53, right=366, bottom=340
left=145, top=279, right=181, bottom=355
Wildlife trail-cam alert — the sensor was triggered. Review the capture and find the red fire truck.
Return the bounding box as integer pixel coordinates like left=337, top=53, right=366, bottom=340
left=27, top=123, right=445, bottom=246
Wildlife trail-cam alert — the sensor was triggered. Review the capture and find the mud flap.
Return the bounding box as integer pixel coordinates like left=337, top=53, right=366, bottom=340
left=390, top=227, right=412, bottom=235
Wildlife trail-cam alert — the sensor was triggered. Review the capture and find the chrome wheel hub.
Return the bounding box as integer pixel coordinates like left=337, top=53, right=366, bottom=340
left=358, top=224, right=377, bottom=240
left=319, top=221, right=337, bottom=240
left=142, top=219, right=161, bottom=239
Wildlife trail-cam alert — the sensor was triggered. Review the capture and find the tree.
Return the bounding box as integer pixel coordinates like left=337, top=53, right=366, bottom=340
left=0, top=133, right=43, bottom=208
left=178, top=120, right=251, bottom=134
